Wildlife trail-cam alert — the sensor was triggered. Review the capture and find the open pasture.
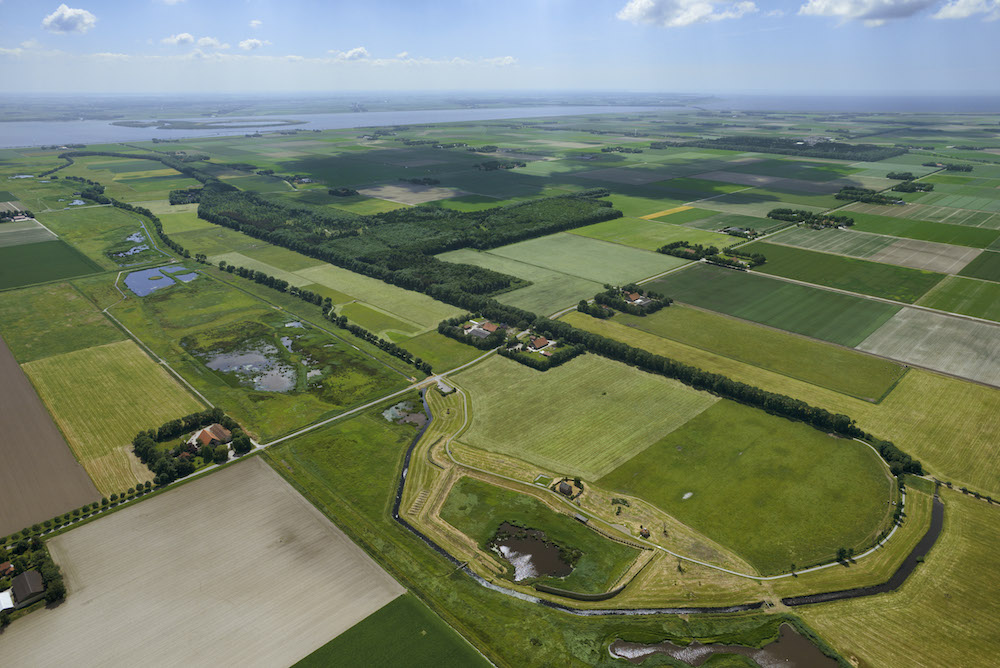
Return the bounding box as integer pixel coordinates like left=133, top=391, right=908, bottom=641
left=648, top=263, right=900, bottom=347
left=0, top=219, right=57, bottom=247
left=684, top=211, right=783, bottom=233
left=917, top=276, right=1000, bottom=322
left=484, top=232, right=688, bottom=286
left=724, top=158, right=861, bottom=182
left=22, top=339, right=203, bottom=493
left=957, top=249, right=1000, bottom=282
left=339, top=302, right=422, bottom=338
left=687, top=190, right=827, bottom=218
left=567, top=216, right=732, bottom=251
left=0, top=240, right=101, bottom=290
left=211, top=251, right=316, bottom=287
left=856, top=308, right=1000, bottom=388
left=803, top=492, right=1000, bottom=668
left=563, top=311, right=1000, bottom=498
left=295, top=593, right=489, bottom=668
left=848, top=211, right=1000, bottom=248
left=1, top=457, right=406, bottom=668
left=441, top=476, right=641, bottom=594
left=399, top=331, right=483, bottom=373
left=457, top=354, right=718, bottom=480
left=600, top=305, right=905, bottom=401
left=0, top=281, right=124, bottom=362
left=36, top=205, right=168, bottom=269
left=744, top=242, right=946, bottom=302
left=598, top=400, right=893, bottom=575
left=0, top=337, right=99, bottom=536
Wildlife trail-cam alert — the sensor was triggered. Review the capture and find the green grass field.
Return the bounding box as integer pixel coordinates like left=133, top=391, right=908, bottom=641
left=598, top=401, right=892, bottom=574
left=648, top=264, right=901, bottom=347
left=339, top=302, right=421, bottom=337
left=0, top=240, right=102, bottom=289
left=22, top=339, right=203, bottom=494
left=744, top=242, right=946, bottom=303
left=589, top=306, right=905, bottom=401
left=36, top=206, right=168, bottom=269
left=441, top=476, right=641, bottom=594
left=684, top=212, right=785, bottom=233
left=958, top=250, right=1000, bottom=282
left=568, top=217, right=732, bottom=251
left=848, top=211, right=1000, bottom=248
left=0, top=281, right=124, bottom=362
left=294, top=593, right=489, bottom=668
left=456, top=354, right=718, bottom=479
left=803, top=491, right=1000, bottom=668
left=766, top=227, right=894, bottom=259
left=395, top=331, right=482, bottom=373
left=917, top=276, right=1000, bottom=322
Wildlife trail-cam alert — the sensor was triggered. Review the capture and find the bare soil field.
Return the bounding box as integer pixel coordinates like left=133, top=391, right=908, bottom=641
left=857, top=308, right=1000, bottom=387
left=0, top=336, right=98, bottom=536
left=358, top=183, right=470, bottom=204
left=869, top=238, right=981, bottom=274
left=1, top=457, right=404, bottom=668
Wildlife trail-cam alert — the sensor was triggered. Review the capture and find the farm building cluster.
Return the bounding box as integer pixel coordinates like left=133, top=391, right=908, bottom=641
left=0, top=569, right=46, bottom=612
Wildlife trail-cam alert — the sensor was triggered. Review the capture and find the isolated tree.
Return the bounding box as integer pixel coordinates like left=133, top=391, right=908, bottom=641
left=232, top=435, right=253, bottom=456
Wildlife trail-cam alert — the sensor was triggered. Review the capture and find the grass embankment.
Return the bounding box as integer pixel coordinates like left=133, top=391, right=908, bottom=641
left=603, top=306, right=905, bottom=402
left=441, top=476, right=641, bottom=595
left=598, top=401, right=894, bottom=575
left=647, top=263, right=900, bottom=347
left=456, top=354, right=718, bottom=480
left=262, top=401, right=849, bottom=666
left=802, top=490, right=1000, bottom=668
left=22, top=339, right=202, bottom=493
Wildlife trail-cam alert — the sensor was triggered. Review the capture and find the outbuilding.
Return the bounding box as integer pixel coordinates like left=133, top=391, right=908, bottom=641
left=11, top=570, right=45, bottom=609
left=558, top=481, right=573, bottom=496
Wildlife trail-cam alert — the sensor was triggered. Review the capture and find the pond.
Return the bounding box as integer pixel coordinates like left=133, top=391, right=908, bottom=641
left=124, top=265, right=197, bottom=296
left=491, top=522, right=573, bottom=582
left=381, top=400, right=427, bottom=426
left=609, top=623, right=838, bottom=667
left=202, top=342, right=297, bottom=392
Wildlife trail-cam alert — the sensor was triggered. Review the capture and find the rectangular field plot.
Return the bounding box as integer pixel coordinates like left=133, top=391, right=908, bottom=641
left=767, top=227, right=895, bottom=258
left=648, top=264, right=900, bottom=347
left=957, top=250, right=1000, bottom=282
left=295, top=593, right=488, bottom=668
left=856, top=308, right=1000, bottom=388
left=23, top=340, right=204, bottom=494
left=1, top=457, right=405, bottom=668
left=568, top=217, right=732, bottom=251
left=211, top=251, right=316, bottom=288
left=484, top=233, right=687, bottom=286
left=0, top=240, right=101, bottom=289
left=456, top=354, right=718, bottom=479
left=683, top=212, right=783, bottom=233
left=602, top=305, right=906, bottom=402
left=36, top=206, right=169, bottom=269
left=745, top=242, right=946, bottom=303
left=917, top=276, right=1000, bottom=322
left=0, top=337, right=99, bottom=536
left=0, top=219, right=57, bottom=247
left=0, top=281, right=125, bottom=362
left=598, top=400, right=892, bottom=575
left=848, top=211, right=1000, bottom=248
left=867, top=238, right=980, bottom=274
left=844, top=202, right=1000, bottom=229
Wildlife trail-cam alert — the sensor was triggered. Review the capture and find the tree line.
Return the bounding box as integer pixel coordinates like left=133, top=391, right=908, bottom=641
left=767, top=208, right=854, bottom=227
left=592, top=284, right=670, bottom=316
left=651, top=137, right=907, bottom=162
left=836, top=187, right=899, bottom=205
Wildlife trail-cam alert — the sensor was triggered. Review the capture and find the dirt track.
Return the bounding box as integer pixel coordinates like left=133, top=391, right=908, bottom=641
left=0, top=336, right=98, bottom=535
left=0, top=457, right=404, bottom=668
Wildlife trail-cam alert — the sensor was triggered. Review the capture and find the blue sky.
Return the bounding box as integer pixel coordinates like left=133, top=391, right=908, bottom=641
left=1, top=0, right=998, bottom=94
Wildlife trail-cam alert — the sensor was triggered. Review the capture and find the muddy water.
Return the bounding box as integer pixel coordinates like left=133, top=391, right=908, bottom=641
left=203, top=345, right=296, bottom=392
left=491, top=522, right=573, bottom=581
left=609, top=623, right=837, bottom=667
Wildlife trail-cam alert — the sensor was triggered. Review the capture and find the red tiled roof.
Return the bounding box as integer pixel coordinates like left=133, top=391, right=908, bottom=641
left=482, top=322, right=498, bottom=333
left=531, top=337, right=549, bottom=349
left=627, top=292, right=641, bottom=301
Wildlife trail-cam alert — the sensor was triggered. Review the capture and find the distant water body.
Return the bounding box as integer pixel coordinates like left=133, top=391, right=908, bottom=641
left=704, top=95, right=1000, bottom=113
left=0, top=105, right=676, bottom=149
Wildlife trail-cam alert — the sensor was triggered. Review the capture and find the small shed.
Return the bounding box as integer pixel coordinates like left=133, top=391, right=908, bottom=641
left=11, top=570, right=45, bottom=608
left=558, top=481, right=573, bottom=496
left=574, top=514, right=589, bottom=524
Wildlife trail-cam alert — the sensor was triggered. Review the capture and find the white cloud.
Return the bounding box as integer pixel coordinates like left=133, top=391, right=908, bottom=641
left=617, top=0, right=757, bottom=27
left=160, top=0, right=186, bottom=4
left=42, top=4, right=97, bottom=34
left=933, top=0, right=1000, bottom=19
left=482, top=56, right=517, bottom=66
left=238, top=38, right=270, bottom=50
left=250, top=19, right=263, bottom=28
left=161, top=32, right=194, bottom=45
left=395, top=51, right=409, bottom=59
left=329, top=46, right=370, bottom=61
left=197, top=36, right=229, bottom=49
left=93, top=52, right=130, bottom=60
left=798, top=0, right=938, bottom=25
